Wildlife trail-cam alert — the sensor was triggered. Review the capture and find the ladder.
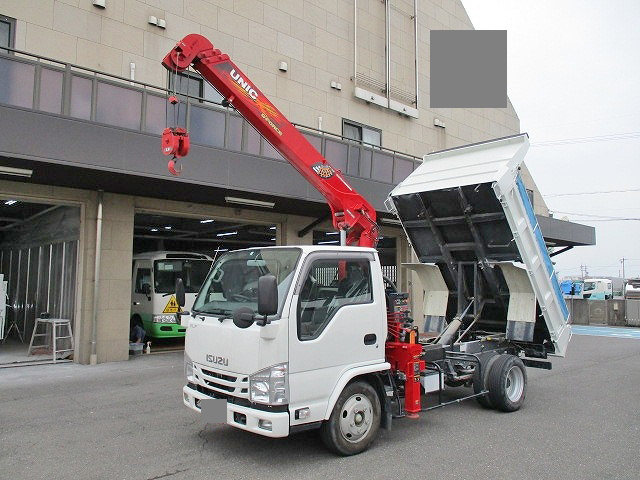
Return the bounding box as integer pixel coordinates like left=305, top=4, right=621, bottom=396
left=27, top=318, right=74, bottom=363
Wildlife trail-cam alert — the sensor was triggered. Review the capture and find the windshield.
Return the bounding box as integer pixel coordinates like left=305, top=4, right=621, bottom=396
left=153, top=259, right=213, bottom=293
left=583, top=282, right=596, bottom=291
left=192, top=248, right=301, bottom=316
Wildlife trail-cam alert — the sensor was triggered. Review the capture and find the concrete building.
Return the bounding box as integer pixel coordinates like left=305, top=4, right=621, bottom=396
left=0, top=1, right=593, bottom=364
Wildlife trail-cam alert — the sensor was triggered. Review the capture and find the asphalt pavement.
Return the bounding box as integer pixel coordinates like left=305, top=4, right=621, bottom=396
left=1, top=331, right=639, bottom=480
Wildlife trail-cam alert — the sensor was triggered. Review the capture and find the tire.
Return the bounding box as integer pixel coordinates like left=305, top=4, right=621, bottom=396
left=487, top=354, right=527, bottom=412
left=473, top=351, right=499, bottom=409
left=320, top=381, right=381, bottom=456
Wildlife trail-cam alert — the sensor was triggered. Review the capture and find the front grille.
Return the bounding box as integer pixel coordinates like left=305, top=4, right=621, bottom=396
left=194, top=363, right=248, bottom=399
left=204, top=379, right=234, bottom=392
left=201, top=368, right=236, bottom=382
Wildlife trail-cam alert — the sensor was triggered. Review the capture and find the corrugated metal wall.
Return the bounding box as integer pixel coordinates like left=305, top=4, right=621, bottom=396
left=0, top=205, right=80, bottom=342
left=0, top=241, right=78, bottom=341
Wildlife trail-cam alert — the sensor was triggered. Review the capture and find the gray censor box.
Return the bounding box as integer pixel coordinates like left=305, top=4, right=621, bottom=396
left=430, top=30, right=507, bottom=108
left=200, top=398, right=227, bottom=424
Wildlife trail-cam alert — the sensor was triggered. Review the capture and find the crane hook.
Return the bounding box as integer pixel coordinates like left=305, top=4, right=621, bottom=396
left=168, top=157, right=183, bottom=176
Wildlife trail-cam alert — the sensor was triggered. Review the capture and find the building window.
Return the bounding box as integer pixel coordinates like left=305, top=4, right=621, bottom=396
left=168, top=70, right=224, bottom=105
left=168, top=70, right=204, bottom=100
left=342, top=119, right=382, bottom=147
left=354, top=0, right=418, bottom=116
left=1, top=15, right=16, bottom=53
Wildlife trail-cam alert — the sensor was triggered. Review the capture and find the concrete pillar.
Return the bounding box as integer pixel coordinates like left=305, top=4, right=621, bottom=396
left=77, top=192, right=134, bottom=364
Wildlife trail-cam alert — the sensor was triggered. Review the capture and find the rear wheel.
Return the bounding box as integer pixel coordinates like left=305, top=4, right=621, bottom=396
left=487, top=354, right=527, bottom=412
left=320, top=381, right=381, bottom=456
left=473, top=351, right=499, bottom=409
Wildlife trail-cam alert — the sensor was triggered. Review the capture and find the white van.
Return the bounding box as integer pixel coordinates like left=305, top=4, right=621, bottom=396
left=131, top=251, right=213, bottom=339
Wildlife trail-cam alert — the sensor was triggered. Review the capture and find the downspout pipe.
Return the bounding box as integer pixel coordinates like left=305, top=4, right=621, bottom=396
left=90, top=190, right=103, bottom=365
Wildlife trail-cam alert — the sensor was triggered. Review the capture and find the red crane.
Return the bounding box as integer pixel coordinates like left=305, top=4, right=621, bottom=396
left=161, top=34, right=378, bottom=248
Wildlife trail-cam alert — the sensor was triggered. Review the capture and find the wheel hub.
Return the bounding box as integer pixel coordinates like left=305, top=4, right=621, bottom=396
left=505, top=365, right=524, bottom=402
left=339, top=394, right=373, bottom=443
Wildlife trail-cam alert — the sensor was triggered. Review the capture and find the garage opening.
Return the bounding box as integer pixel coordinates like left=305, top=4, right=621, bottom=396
left=0, top=199, right=80, bottom=366
left=134, top=212, right=277, bottom=254
left=131, top=212, right=277, bottom=354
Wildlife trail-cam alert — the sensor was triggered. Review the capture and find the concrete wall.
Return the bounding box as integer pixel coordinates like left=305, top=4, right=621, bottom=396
left=566, top=298, right=630, bottom=327
left=2, top=0, right=520, bottom=159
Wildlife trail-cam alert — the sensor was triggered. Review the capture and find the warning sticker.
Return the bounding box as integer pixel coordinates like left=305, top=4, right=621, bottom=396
left=163, top=295, right=181, bottom=314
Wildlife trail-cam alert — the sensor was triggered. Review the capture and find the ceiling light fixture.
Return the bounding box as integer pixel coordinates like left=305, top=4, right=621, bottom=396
left=4, top=200, right=18, bottom=206
left=0, top=166, right=33, bottom=178
left=225, top=196, right=275, bottom=209
left=216, top=231, right=238, bottom=237
left=200, top=219, right=214, bottom=224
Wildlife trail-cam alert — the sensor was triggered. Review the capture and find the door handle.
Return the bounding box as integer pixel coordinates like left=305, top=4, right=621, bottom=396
left=133, top=301, right=140, bottom=305
left=364, top=333, right=376, bottom=345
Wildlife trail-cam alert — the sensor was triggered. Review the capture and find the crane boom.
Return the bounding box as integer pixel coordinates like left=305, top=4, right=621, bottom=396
left=162, top=34, right=378, bottom=247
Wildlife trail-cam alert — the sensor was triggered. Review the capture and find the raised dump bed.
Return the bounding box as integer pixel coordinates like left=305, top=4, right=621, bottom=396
left=386, top=134, right=571, bottom=356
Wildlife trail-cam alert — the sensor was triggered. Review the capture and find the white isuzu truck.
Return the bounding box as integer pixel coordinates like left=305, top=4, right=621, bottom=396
left=161, top=35, right=571, bottom=455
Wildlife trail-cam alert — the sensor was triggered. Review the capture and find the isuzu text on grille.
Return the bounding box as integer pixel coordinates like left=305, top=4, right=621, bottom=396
left=206, top=354, right=228, bottom=366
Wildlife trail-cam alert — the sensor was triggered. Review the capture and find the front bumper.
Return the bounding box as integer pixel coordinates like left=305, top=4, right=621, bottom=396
left=182, top=384, right=290, bottom=438
left=146, top=322, right=186, bottom=338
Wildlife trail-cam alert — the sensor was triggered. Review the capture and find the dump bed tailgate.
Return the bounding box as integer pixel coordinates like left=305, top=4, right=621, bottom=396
left=387, top=134, right=571, bottom=356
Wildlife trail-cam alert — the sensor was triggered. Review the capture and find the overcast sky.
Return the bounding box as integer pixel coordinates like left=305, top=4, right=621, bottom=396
left=461, top=0, right=640, bottom=279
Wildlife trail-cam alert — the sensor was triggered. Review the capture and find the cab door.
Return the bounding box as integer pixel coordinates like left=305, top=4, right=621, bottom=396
left=131, top=260, right=152, bottom=323
left=287, top=252, right=386, bottom=424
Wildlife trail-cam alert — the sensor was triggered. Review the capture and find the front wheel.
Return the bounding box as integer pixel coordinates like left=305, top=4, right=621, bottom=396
left=320, top=381, right=381, bottom=456
left=487, top=354, right=527, bottom=412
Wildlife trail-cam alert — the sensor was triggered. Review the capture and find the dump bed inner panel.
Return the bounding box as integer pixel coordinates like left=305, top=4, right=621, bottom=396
left=392, top=183, right=520, bottom=264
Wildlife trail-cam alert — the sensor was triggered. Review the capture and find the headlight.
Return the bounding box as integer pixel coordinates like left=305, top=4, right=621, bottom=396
left=184, top=352, right=194, bottom=381
left=153, top=314, right=177, bottom=324
left=249, top=363, right=288, bottom=405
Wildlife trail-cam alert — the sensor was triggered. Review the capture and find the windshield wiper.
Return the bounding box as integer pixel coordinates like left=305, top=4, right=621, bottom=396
left=197, top=307, right=233, bottom=322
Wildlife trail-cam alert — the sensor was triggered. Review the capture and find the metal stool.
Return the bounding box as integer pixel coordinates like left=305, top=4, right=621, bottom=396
left=27, top=318, right=74, bottom=363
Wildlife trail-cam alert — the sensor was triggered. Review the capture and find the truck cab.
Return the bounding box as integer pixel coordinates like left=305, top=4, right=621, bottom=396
left=182, top=246, right=389, bottom=443
left=582, top=278, right=613, bottom=300
left=131, top=251, right=213, bottom=339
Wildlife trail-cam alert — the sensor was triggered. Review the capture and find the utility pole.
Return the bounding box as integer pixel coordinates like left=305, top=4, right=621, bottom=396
left=620, top=258, right=626, bottom=279
left=580, top=264, right=588, bottom=280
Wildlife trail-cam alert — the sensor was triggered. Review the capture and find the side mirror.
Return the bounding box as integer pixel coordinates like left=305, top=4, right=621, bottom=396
left=142, top=283, right=151, bottom=296
left=232, top=306, right=255, bottom=329
left=258, top=274, right=278, bottom=318
left=175, top=277, right=185, bottom=307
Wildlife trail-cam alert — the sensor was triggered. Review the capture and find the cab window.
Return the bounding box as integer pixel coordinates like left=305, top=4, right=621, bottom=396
left=134, top=268, right=151, bottom=293
left=297, top=258, right=372, bottom=340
